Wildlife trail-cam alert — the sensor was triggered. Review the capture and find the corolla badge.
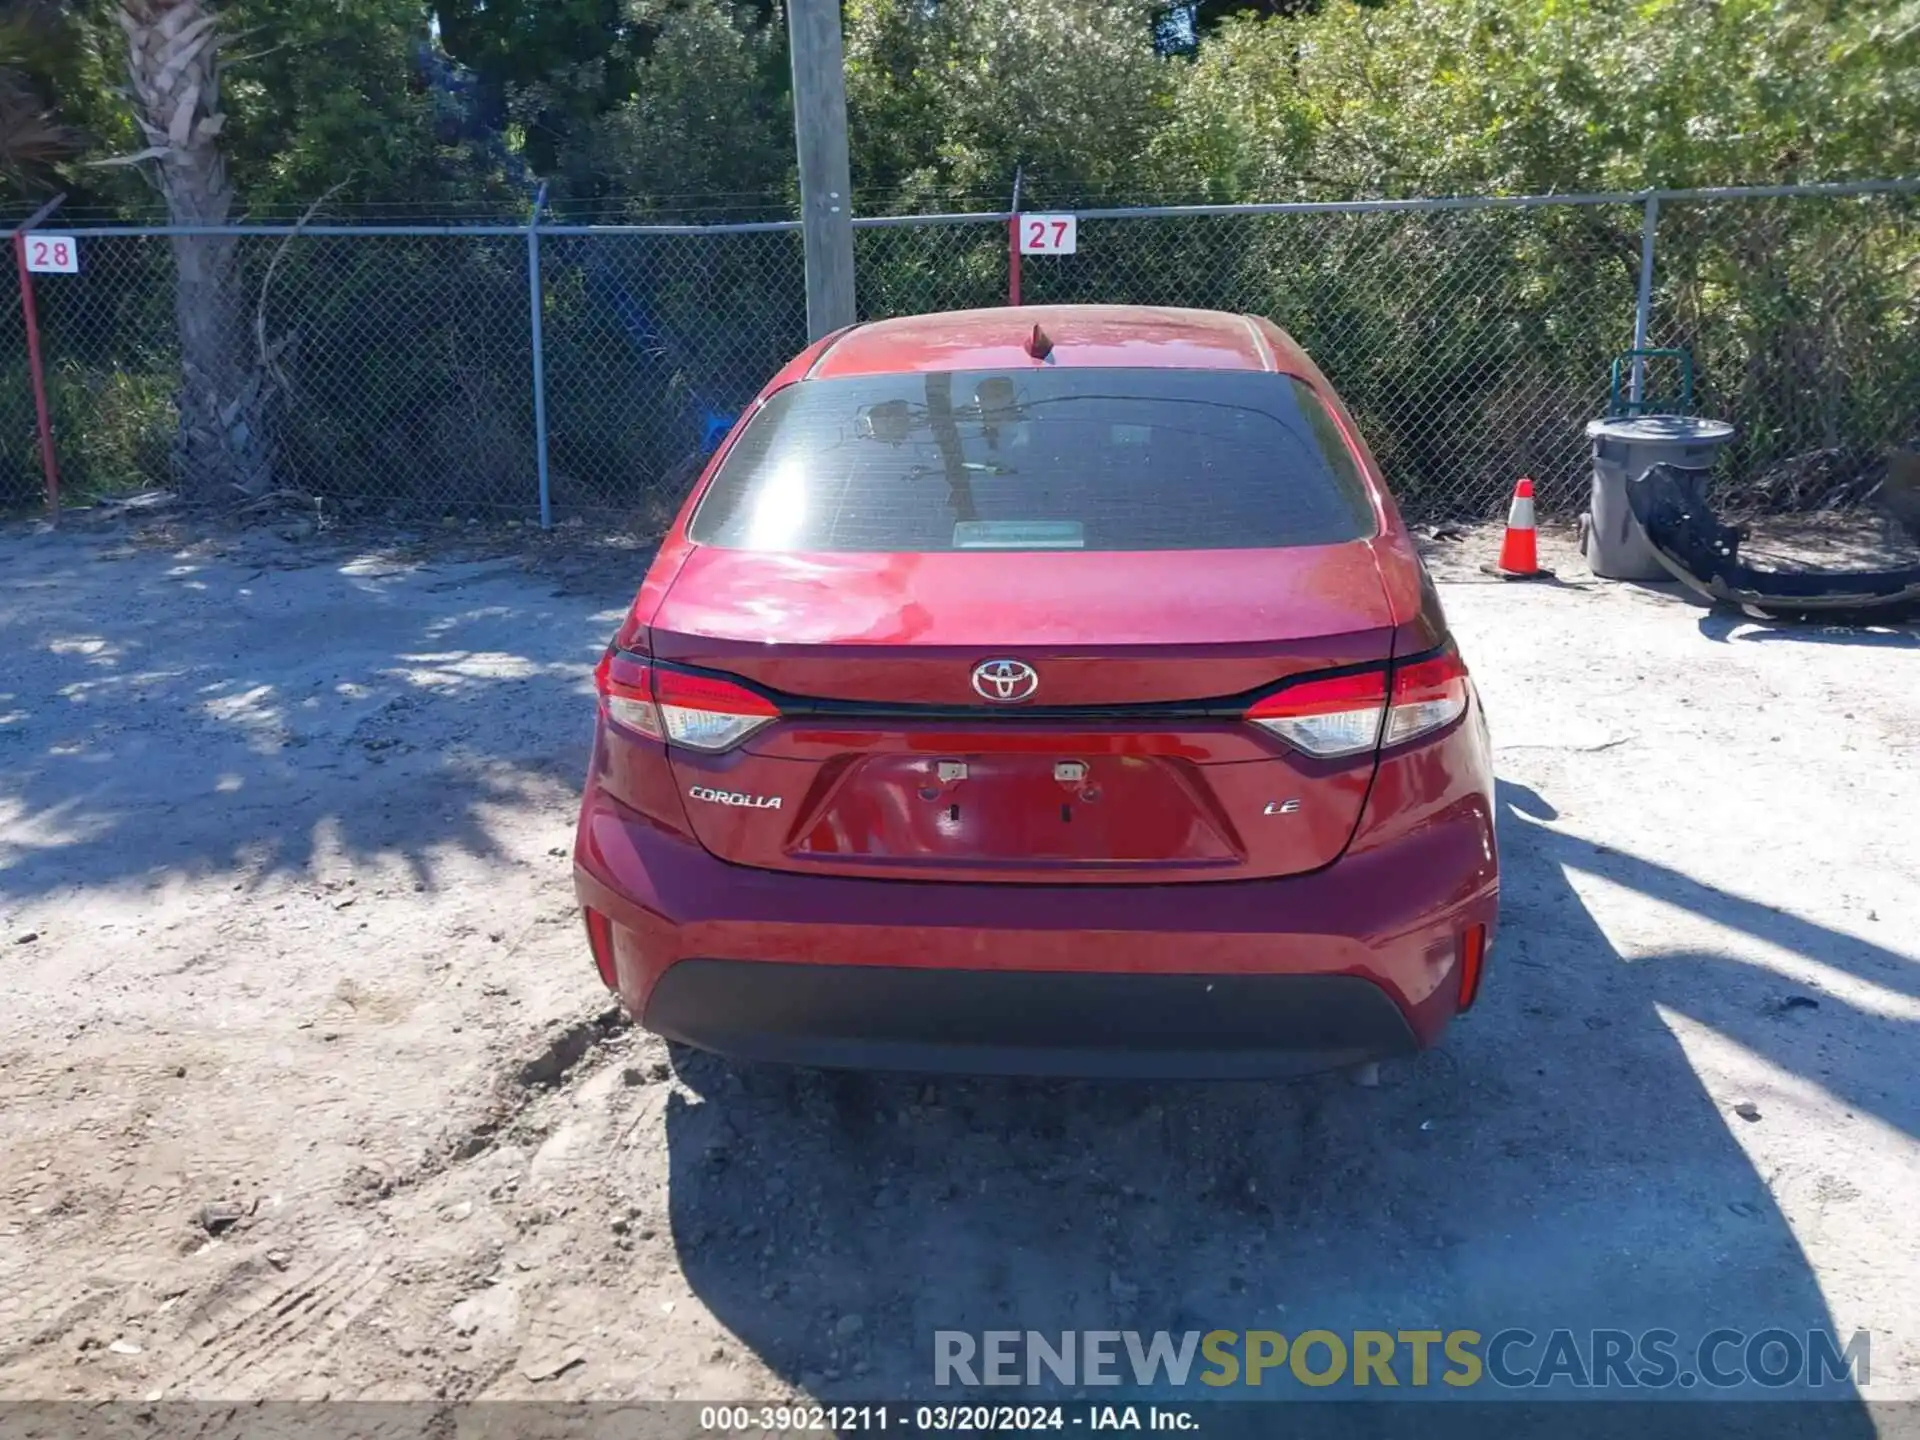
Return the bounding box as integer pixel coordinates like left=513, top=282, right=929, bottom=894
left=688, top=786, right=782, bottom=810
left=971, top=659, right=1039, bottom=704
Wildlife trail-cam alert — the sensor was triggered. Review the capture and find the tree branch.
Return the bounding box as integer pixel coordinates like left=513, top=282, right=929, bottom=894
left=254, top=178, right=349, bottom=394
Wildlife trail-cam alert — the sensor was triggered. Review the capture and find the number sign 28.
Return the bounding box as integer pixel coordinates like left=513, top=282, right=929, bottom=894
left=1018, top=215, right=1077, bottom=255
left=24, top=235, right=80, bottom=274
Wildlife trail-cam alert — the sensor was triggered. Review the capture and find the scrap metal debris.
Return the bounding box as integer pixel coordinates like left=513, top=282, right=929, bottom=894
left=1627, top=458, right=1920, bottom=621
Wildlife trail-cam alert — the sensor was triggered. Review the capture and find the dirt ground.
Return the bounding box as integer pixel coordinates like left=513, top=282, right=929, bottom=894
left=1, top=512, right=1916, bottom=1407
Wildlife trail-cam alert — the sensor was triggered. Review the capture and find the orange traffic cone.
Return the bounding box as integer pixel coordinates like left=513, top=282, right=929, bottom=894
left=1486, top=477, right=1549, bottom=579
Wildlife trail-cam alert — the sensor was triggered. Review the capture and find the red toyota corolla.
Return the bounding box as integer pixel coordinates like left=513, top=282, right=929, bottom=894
left=573, top=304, right=1498, bottom=1078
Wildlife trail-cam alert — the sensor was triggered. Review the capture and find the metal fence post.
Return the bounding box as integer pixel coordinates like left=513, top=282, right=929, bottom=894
left=1007, top=165, right=1024, bottom=307
left=1630, top=192, right=1660, bottom=407
left=526, top=182, right=554, bottom=529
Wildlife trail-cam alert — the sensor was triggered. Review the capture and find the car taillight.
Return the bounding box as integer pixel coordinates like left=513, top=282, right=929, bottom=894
left=654, top=666, right=780, bottom=752
left=1246, top=647, right=1470, bottom=758
left=1385, top=648, right=1470, bottom=748
left=1246, top=670, right=1388, bottom=758
left=593, top=649, right=779, bottom=753
left=594, top=649, right=664, bottom=741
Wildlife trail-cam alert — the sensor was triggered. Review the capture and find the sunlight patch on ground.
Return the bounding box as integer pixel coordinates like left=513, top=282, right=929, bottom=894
left=1565, top=862, right=1920, bottom=1022
left=47, top=635, right=124, bottom=665
left=0, top=795, right=117, bottom=872
left=201, top=683, right=283, bottom=728
left=388, top=651, right=560, bottom=688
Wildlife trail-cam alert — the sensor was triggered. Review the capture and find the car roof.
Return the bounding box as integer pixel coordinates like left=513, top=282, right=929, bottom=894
left=803, top=304, right=1314, bottom=380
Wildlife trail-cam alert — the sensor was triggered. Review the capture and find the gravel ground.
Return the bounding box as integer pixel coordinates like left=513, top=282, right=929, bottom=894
left=0, top=514, right=1915, bottom=1407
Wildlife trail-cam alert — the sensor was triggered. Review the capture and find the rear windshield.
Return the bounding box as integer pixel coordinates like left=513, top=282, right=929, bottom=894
left=687, top=367, right=1377, bottom=553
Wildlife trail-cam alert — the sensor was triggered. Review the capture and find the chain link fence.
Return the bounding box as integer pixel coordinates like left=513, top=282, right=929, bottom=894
left=1024, top=202, right=1646, bottom=517
left=541, top=227, right=804, bottom=526
left=3, top=182, right=1914, bottom=528
left=1647, top=189, right=1920, bottom=514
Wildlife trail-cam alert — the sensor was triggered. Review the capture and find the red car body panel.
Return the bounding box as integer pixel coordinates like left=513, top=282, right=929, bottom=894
left=807, top=305, right=1284, bottom=378
left=575, top=304, right=1500, bottom=1077
left=573, top=706, right=1498, bottom=1075
left=649, top=544, right=1392, bottom=659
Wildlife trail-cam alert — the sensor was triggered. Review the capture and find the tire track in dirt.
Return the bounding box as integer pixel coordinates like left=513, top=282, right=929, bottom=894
left=0, top=993, right=625, bottom=1397
left=168, top=1251, right=391, bottom=1392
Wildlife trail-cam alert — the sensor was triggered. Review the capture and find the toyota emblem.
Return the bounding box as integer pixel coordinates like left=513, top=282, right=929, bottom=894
left=971, top=658, right=1039, bottom=704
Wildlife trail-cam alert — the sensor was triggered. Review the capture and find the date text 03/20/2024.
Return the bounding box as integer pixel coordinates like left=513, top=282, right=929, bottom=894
left=698, top=1404, right=1194, bottom=1432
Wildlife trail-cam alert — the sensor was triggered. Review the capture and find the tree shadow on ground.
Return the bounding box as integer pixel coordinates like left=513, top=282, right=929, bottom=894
left=661, top=777, right=1886, bottom=1428
left=0, top=526, right=632, bottom=908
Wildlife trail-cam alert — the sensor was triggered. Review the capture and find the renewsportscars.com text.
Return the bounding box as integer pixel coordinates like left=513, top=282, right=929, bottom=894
left=933, top=1328, right=1871, bottom=1391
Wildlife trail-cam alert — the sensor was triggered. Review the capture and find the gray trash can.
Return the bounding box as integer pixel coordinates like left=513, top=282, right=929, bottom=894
left=1583, top=414, right=1735, bottom=579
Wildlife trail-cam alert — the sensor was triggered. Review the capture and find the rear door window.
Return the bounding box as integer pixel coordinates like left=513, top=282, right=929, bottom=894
left=688, top=367, right=1377, bottom=553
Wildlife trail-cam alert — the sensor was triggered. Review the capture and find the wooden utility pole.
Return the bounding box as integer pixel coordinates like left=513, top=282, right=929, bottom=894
left=787, top=0, right=857, bottom=339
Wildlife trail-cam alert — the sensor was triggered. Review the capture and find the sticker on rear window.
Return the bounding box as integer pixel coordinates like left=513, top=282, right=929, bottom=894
left=953, top=520, right=1086, bottom=549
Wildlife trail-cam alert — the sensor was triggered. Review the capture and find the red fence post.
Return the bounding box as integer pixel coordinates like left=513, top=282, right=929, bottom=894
left=1007, top=218, right=1021, bottom=308
left=11, top=195, right=65, bottom=522
left=13, top=235, right=61, bottom=523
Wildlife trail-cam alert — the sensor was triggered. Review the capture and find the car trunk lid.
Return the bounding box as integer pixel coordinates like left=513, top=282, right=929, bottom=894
left=650, top=546, right=1394, bottom=883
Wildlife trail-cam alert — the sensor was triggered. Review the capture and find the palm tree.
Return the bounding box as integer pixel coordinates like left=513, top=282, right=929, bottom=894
left=0, top=0, right=79, bottom=185
left=117, top=0, right=272, bottom=498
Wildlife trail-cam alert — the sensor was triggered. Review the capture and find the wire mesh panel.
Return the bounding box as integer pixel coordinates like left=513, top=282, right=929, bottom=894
left=10, top=233, right=178, bottom=507
left=1647, top=190, right=1920, bottom=512
left=0, top=253, right=37, bottom=511
left=265, top=233, right=535, bottom=516
left=22, top=231, right=536, bottom=517
left=1022, top=204, right=1643, bottom=518
left=854, top=218, right=1009, bottom=320
left=540, top=219, right=1001, bottom=525
left=541, top=228, right=805, bottom=524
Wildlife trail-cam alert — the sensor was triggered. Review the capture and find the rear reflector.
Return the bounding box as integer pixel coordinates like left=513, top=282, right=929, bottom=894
left=1458, top=921, right=1489, bottom=1010
left=583, top=906, right=618, bottom=990
left=1245, top=646, right=1470, bottom=759
left=593, top=649, right=779, bottom=753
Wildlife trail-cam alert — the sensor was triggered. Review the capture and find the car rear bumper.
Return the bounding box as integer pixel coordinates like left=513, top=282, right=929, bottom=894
left=572, top=769, right=1499, bottom=1078
left=644, top=961, right=1418, bottom=1079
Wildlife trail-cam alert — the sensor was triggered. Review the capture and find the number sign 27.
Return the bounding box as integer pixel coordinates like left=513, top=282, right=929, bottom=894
left=24, top=235, right=80, bottom=274
left=1018, top=214, right=1077, bottom=255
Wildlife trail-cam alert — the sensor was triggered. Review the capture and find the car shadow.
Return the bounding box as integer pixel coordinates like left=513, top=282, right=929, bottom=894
left=1598, top=576, right=1920, bottom=648
left=661, top=776, right=1880, bottom=1424
left=1499, top=780, right=1914, bottom=1142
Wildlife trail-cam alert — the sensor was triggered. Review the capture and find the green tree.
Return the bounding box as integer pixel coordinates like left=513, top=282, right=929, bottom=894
left=1146, top=0, right=1920, bottom=203
left=845, top=0, right=1174, bottom=207
left=0, top=1, right=83, bottom=187
left=549, top=0, right=790, bottom=216
left=215, top=0, right=442, bottom=207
